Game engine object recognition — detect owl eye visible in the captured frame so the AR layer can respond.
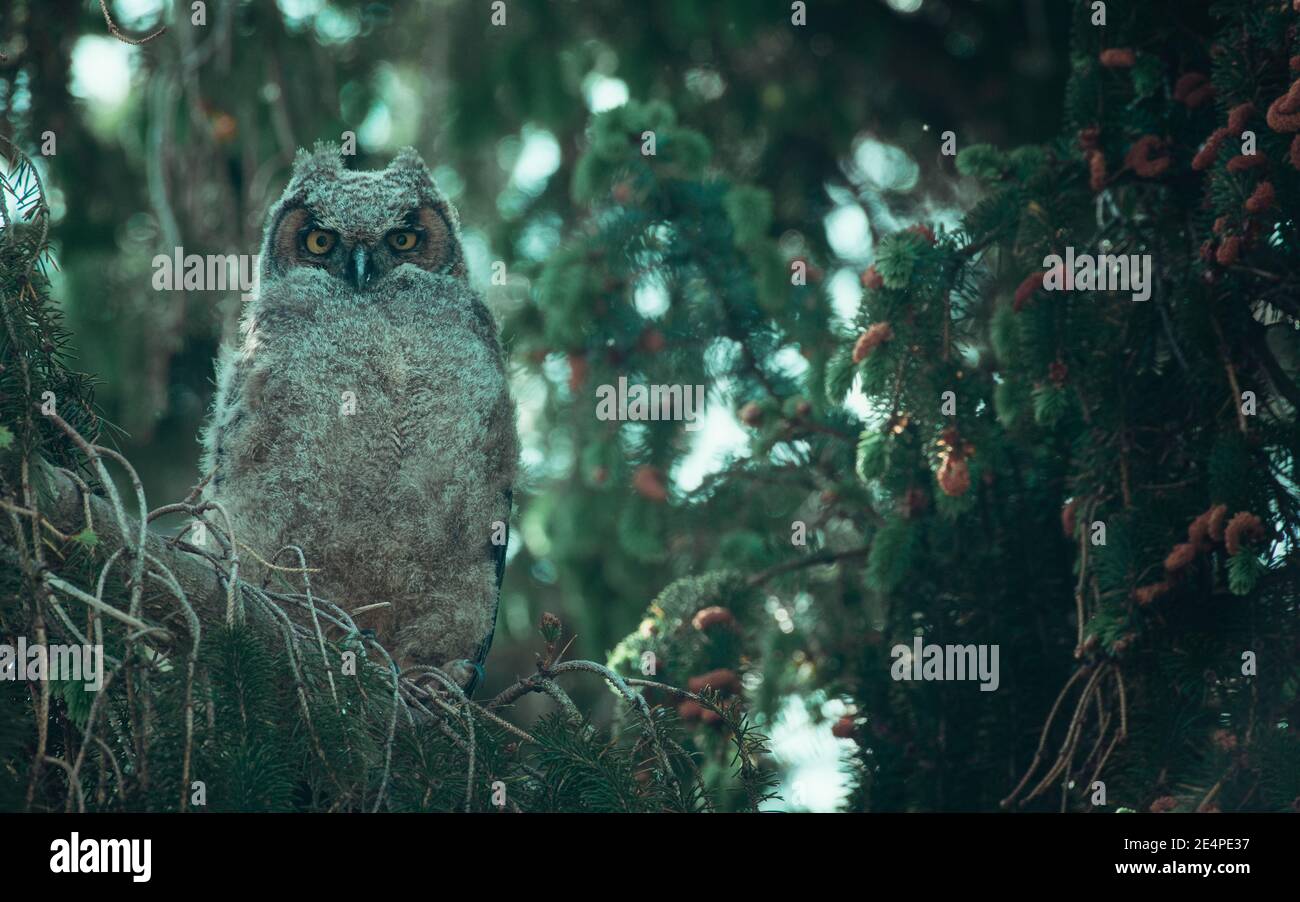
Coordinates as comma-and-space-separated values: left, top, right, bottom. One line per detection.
304, 229, 336, 255
387, 230, 421, 252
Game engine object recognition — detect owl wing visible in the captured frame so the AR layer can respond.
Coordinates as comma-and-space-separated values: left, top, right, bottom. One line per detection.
465, 487, 511, 696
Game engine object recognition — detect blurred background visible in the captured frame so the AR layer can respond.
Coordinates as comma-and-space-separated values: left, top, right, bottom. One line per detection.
0, 0, 1073, 809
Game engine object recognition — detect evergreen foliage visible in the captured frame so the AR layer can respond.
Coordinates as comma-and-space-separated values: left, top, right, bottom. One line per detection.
2, 0, 1297, 813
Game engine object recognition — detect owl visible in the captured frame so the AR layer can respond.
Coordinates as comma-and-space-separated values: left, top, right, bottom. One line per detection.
200, 143, 518, 695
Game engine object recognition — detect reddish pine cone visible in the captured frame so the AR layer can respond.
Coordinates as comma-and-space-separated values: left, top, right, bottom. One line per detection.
739, 401, 764, 427
860, 265, 884, 291
1099, 48, 1136, 68
1149, 796, 1179, 814
852, 322, 894, 363
1125, 135, 1171, 177
1192, 127, 1231, 171
692, 606, 737, 631
1227, 102, 1256, 133
1265, 79, 1300, 132
937, 453, 970, 498
1013, 271, 1045, 312
1188, 510, 1215, 551
1173, 72, 1214, 109
1224, 511, 1265, 556
1077, 125, 1101, 151
831, 716, 857, 739
540, 612, 563, 643
1211, 729, 1238, 753
907, 223, 936, 244
1061, 499, 1078, 538
1087, 149, 1107, 191
1205, 504, 1229, 542
1133, 582, 1171, 606
688, 668, 742, 695
1226, 152, 1266, 172
633, 465, 668, 503
1164, 542, 1198, 573
1245, 181, 1276, 214
1215, 235, 1242, 266
676, 700, 721, 723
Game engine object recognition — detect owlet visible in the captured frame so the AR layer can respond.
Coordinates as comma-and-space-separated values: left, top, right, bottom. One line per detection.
200, 143, 518, 694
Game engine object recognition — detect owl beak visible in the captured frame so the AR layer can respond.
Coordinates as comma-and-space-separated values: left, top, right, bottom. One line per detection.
349, 245, 372, 291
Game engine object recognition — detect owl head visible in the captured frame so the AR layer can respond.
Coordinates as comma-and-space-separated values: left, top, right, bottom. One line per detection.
258, 142, 466, 290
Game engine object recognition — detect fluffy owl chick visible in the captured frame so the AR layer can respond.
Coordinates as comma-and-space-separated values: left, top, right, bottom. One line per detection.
200, 144, 518, 695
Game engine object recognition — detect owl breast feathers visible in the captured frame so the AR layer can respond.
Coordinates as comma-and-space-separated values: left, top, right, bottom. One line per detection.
200, 144, 518, 694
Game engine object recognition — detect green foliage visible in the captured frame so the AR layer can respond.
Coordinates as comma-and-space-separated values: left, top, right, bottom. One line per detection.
4, 0, 1297, 816
1226, 550, 1264, 597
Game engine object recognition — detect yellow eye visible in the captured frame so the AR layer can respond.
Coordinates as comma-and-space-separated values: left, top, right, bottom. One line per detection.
304, 229, 336, 255
387, 230, 420, 251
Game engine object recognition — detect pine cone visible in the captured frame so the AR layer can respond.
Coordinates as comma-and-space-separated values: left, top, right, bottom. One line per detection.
1099, 48, 1136, 68
937, 453, 971, 498
1245, 180, 1275, 214
1133, 582, 1171, 606
1192, 127, 1230, 171
860, 265, 884, 291
633, 465, 668, 503
1226, 152, 1267, 172
852, 322, 894, 363
1013, 271, 1045, 312
1125, 135, 1171, 177
907, 223, 936, 244
1215, 235, 1242, 266
1061, 499, 1078, 538
1173, 72, 1214, 109
1224, 511, 1265, 555
1265, 79, 1300, 132
1164, 542, 1198, 573
1087, 149, 1107, 191
1227, 102, 1256, 133
688, 668, 742, 695
1206, 504, 1229, 542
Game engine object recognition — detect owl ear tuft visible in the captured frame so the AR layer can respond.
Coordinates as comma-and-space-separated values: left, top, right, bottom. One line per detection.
388, 147, 443, 193
291, 141, 345, 183
389, 147, 428, 173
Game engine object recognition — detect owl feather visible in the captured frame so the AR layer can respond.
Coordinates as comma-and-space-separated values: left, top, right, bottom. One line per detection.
201, 146, 518, 695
